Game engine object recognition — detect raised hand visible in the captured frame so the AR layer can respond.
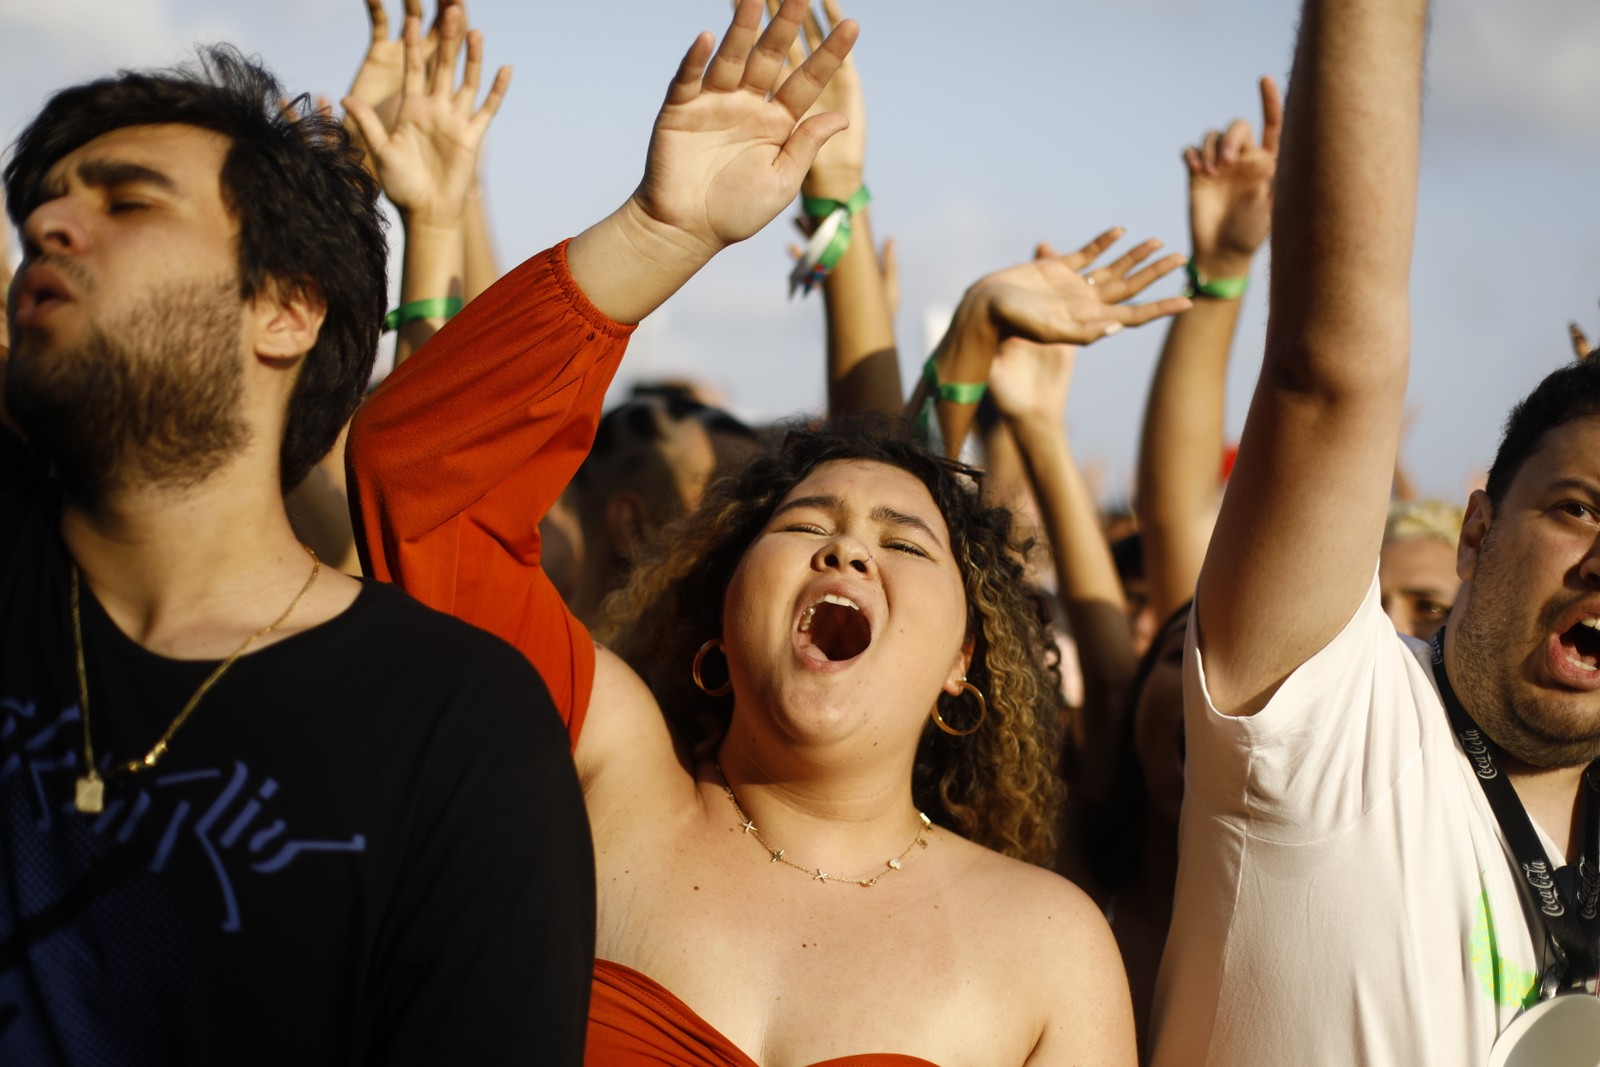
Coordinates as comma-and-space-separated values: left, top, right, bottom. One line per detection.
920, 232, 1188, 456
1573, 304, 1596, 361
629, 0, 858, 261
347, 0, 453, 133
767, 0, 865, 200
343, 6, 510, 228
968, 230, 1190, 348
1185, 76, 1281, 280
988, 336, 1076, 427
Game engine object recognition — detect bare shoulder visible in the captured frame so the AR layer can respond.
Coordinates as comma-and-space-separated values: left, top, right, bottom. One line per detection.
959, 842, 1115, 950
952, 843, 1137, 1066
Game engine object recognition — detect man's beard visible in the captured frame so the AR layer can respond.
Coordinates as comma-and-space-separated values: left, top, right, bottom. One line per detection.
1450, 529, 1600, 770
6, 270, 251, 503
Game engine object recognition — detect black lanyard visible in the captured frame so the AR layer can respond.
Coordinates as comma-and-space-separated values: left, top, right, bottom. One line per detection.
1431, 630, 1600, 997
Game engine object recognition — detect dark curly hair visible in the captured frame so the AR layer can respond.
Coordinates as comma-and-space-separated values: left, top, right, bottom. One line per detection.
4, 45, 387, 491
596, 414, 1066, 865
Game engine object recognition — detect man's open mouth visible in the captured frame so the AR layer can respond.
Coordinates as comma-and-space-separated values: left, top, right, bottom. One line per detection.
1558, 618, 1600, 674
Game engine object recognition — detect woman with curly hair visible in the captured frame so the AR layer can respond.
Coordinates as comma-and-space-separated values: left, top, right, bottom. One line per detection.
598, 417, 1067, 868
566, 410, 1133, 1066
348, 3, 1171, 1063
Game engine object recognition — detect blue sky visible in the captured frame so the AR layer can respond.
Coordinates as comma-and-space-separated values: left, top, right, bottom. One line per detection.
3, 0, 1597, 505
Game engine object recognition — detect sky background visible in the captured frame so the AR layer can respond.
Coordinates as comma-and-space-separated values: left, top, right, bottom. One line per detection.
2, 0, 1597, 507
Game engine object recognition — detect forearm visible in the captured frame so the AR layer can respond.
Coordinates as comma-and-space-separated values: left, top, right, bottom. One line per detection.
1136, 293, 1245, 619
1008, 413, 1134, 709
916, 294, 997, 458
395, 217, 467, 366
461, 182, 500, 302
820, 207, 901, 416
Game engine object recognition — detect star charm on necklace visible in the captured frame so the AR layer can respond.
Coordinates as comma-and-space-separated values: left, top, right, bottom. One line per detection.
741, 818, 757, 833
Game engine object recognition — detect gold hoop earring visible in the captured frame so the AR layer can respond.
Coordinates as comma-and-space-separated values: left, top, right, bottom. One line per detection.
930, 679, 986, 737
692, 638, 733, 697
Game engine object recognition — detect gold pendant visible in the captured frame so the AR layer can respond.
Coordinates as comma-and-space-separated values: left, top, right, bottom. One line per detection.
74, 775, 104, 815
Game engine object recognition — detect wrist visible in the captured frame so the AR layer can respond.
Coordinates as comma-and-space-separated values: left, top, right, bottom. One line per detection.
1184, 256, 1252, 300
1005, 408, 1067, 440
618, 194, 720, 275
399, 210, 466, 236
947, 291, 1000, 363
1187, 248, 1254, 283
802, 170, 865, 202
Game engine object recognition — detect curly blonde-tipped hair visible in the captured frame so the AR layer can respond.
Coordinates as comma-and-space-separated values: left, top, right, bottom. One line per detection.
595, 415, 1065, 866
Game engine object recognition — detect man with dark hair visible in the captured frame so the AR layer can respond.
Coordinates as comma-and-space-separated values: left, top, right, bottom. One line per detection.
1153, 0, 1600, 1062
0, 43, 592, 1065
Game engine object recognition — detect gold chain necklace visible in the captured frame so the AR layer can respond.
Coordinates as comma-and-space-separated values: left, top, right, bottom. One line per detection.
70, 546, 321, 815
715, 764, 932, 888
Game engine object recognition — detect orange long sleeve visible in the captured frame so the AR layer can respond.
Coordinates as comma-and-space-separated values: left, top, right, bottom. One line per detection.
347, 239, 636, 746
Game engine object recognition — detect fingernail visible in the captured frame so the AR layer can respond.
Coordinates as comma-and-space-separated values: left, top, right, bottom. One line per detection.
1104, 323, 1123, 336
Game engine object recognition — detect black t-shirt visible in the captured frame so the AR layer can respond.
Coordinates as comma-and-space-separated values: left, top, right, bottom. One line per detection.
0, 429, 595, 1065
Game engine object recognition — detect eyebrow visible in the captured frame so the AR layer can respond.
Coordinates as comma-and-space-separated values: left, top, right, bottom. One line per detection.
771, 495, 948, 550
1543, 477, 1600, 500
51, 160, 180, 198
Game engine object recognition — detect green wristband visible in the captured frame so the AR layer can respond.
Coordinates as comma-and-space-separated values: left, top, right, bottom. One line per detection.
922, 354, 988, 405
802, 185, 871, 220
792, 187, 871, 296
1184, 260, 1249, 301
383, 297, 464, 332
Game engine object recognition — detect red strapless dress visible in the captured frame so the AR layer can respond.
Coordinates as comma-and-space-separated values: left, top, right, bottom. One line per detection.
588, 960, 943, 1067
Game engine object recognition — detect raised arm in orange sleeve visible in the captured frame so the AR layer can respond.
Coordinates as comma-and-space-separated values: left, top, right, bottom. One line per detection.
347, 239, 635, 744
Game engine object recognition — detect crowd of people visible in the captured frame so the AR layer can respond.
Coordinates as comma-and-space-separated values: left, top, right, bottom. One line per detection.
3, 0, 1599, 1064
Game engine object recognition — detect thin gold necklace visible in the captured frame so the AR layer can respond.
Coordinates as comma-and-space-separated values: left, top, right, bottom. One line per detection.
70, 546, 321, 815
715, 764, 932, 888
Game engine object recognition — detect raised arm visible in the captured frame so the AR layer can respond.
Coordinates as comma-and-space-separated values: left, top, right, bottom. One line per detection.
345, 5, 509, 364
1194, 0, 1428, 715
347, 0, 855, 735
1136, 78, 1280, 623
916, 233, 1189, 458
566, 0, 857, 325
770, 0, 901, 416
987, 311, 1141, 797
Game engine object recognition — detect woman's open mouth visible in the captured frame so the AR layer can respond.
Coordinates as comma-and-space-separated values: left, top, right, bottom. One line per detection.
797, 594, 872, 662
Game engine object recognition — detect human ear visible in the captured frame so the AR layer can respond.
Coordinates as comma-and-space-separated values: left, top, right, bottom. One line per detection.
942, 636, 976, 696
1457, 490, 1492, 583
250, 280, 326, 364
